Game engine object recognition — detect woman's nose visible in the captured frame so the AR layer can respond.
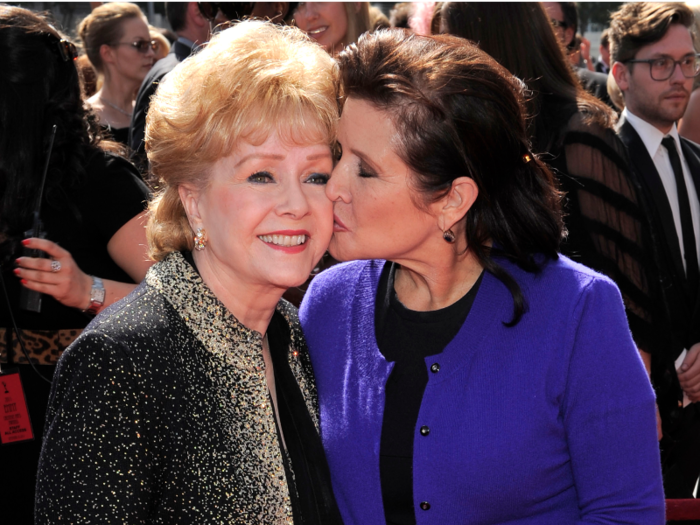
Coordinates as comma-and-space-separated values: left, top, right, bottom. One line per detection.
278, 180, 311, 218
326, 164, 350, 203
307, 6, 319, 19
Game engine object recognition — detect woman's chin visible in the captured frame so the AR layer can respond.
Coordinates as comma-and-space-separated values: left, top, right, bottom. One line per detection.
328, 239, 363, 263
268, 270, 318, 292
327, 239, 346, 262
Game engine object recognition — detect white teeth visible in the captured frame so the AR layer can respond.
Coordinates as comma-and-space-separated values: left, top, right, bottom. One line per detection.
259, 235, 307, 247
308, 26, 328, 34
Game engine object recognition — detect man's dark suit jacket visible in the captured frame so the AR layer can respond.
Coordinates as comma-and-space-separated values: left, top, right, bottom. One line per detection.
617, 115, 700, 497
594, 60, 609, 75
575, 66, 614, 109
128, 39, 193, 174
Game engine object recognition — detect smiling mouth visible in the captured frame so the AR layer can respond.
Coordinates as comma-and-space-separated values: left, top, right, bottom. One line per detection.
307, 26, 328, 35
258, 234, 307, 246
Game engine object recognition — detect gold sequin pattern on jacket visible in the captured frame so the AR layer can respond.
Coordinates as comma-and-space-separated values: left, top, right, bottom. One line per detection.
35, 251, 319, 524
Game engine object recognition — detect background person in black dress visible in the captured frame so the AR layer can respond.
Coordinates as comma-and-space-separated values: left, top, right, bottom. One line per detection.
0, 6, 152, 523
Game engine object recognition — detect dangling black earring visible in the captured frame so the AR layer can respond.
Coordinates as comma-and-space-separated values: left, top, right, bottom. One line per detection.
442, 229, 456, 244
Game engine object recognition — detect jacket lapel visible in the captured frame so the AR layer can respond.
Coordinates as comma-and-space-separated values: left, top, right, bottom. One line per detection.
276, 300, 320, 430
617, 117, 686, 281
680, 138, 700, 323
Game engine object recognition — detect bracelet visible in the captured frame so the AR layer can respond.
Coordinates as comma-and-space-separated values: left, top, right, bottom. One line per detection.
82, 275, 105, 315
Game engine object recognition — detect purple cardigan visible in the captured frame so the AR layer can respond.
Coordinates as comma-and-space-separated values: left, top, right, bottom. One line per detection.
299, 256, 665, 524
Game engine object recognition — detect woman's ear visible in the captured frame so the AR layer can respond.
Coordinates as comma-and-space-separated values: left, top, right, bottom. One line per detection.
436, 176, 478, 231
178, 184, 203, 230
99, 43, 115, 66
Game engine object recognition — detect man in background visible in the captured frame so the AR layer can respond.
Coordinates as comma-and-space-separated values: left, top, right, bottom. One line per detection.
129, 2, 210, 175
612, 1, 700, 503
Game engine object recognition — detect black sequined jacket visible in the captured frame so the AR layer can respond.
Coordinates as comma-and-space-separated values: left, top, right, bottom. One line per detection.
35, 251, 319, 524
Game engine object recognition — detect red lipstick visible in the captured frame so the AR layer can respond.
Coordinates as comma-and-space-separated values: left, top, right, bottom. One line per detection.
258, 230, 310, 254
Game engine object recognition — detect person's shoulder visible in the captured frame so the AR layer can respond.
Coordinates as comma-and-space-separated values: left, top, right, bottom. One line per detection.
576, 66, 608, 84
681, 135, 700, 156
535, 255, 620, 300
85, 149, 149, 193
85, 148, 136, 175
307, 259, 383, 294
143, 53, 180, 87
558, 104, 628, 164
82, 279, 181, 354
301, 259, 384, 317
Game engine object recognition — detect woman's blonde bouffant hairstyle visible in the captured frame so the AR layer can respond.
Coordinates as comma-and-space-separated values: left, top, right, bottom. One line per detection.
145, 20, 339, 261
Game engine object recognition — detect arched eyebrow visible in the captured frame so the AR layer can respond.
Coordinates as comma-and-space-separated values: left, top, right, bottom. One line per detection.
234, 153, 285, 168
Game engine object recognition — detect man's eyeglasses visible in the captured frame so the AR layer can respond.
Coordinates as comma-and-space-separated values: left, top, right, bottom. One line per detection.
624, 54, 700, 81
110, 40, 157, 54
197, 2, 255, 22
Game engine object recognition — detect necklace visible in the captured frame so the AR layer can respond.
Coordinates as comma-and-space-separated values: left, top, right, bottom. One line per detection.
99, 96, 133, 118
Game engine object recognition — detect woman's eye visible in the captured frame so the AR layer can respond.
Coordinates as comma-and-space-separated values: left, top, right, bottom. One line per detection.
306, 172, 330, 185
248, 171, 274, 183
333, 143, 343, 162
358, 161, 376, 178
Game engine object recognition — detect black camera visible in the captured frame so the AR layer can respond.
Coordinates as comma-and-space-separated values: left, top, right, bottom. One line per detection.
19, 222, 48, 313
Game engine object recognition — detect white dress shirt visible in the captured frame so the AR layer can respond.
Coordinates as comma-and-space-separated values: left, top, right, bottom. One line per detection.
623, 108, 700, 274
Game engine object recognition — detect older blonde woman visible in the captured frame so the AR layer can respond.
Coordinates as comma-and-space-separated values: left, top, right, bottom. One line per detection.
36, 21, 342, 524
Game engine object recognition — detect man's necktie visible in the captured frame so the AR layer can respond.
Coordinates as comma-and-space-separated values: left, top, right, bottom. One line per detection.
662, 136, 699, 299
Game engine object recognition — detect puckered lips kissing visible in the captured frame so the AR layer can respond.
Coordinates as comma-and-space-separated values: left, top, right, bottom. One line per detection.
258, 230, 311, 254
333, 215, 349, 233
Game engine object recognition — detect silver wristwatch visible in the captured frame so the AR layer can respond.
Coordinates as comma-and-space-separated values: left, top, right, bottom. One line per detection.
83, 275, 105, 315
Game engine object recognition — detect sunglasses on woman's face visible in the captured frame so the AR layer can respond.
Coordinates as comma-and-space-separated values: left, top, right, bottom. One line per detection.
197, 0, 255, 21
111, 39, 157, 54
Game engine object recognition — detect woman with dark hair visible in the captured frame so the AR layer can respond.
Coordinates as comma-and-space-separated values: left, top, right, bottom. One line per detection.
0, 6, 151, 521
299, 29, 665, 524
439, 3, 665, 395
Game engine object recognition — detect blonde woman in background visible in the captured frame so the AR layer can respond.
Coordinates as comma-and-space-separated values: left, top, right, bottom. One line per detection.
35, 20, 342, 524
293, 2, 370, 55
78, 2, 155, 145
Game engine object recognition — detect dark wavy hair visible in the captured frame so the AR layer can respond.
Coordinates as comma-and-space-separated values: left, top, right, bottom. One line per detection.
0, 6, 105, 260
609, 2, 694, 64
439, 2, 615, 153
337, 29, 565, 325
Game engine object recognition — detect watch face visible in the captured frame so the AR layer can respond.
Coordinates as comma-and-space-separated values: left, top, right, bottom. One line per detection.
92, 288, 106, 305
